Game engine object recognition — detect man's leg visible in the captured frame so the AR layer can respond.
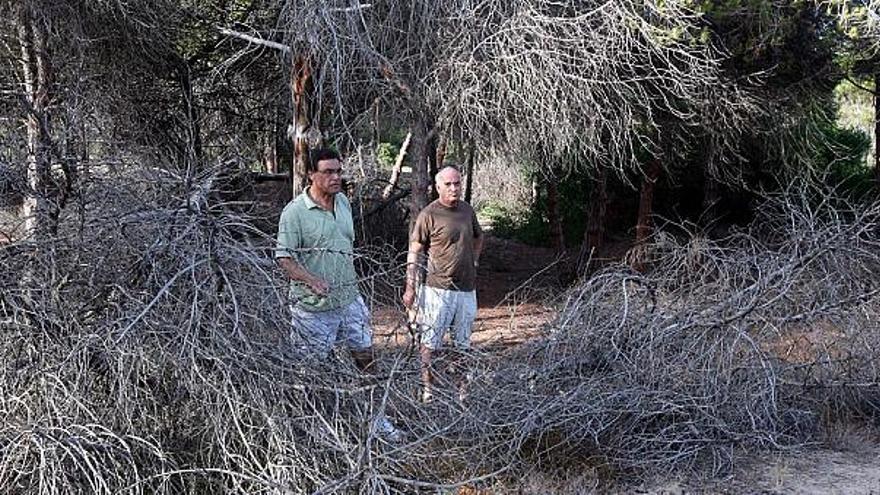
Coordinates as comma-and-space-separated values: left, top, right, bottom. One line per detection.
449, 290, 478, 401
418, 286, 454, 402
340, 296, 402, 441
449, 290, 477, 348
290, 304, 337, 359
340, 296, 375, 372
419, 344, 434, 402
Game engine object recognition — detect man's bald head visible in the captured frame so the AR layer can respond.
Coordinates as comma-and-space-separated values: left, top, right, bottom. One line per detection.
435, 165, 462, 207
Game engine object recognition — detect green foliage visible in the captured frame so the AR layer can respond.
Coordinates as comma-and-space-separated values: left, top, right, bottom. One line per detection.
835, 79, 875, 131
697, 0, 836, 85
480, 173, 592, 248
481, 200, 549, 247
374, 128, 411, 169
376, 142, 399, 170
817, 122, 873, 198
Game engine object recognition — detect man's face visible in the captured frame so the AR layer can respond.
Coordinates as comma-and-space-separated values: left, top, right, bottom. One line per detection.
310, 158, 343, 195
436, 168, 462, 206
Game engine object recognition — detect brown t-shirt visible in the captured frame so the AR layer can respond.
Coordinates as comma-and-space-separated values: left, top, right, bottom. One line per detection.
412, 199, 483, 291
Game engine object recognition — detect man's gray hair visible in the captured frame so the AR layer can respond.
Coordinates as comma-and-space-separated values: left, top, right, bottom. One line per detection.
434, 164, 461, 184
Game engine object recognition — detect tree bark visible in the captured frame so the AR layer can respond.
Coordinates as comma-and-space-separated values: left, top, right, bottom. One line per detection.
179, 65, 202, 170
263, 104, 278, 174
702, 169, 721, 228
464, 140, 475, 204
382, 131, 411, 199
409, 120, 432, 230
263, 134, 278, 174
427, 132, 439, 201
17, 1, 54, 240
635, 159, 662, 246
546, 178, 565, 253
372, 97, 380, 149
435, 135, 447, 170
290, 54, 314, 195
584, 167, 608, 254
874, 71, 880, 185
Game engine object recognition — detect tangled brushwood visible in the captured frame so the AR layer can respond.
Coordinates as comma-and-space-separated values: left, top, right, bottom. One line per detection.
2, 170, 880, 493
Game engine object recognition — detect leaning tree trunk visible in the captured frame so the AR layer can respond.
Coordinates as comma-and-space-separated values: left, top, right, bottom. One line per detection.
546, 178, 565, 253
635, 159, 662, 246
290, 54, 314, 195
382, 131, 412, 199
17, 1, 54, 241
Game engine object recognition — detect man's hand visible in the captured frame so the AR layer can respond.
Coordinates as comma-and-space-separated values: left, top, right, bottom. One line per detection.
402, 286, 416, 308
308, 276, 330, 296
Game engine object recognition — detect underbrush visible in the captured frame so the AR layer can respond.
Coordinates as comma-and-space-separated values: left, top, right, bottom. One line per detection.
2, 168, 880, 493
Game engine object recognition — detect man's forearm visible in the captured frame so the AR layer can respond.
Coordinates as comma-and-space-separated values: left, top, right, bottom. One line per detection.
473, 235, 484, 264
278, 257, 317, 284
406, 242, 424, 289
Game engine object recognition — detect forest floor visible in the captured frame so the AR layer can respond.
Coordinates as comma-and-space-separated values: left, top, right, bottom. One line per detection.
373, 234, 880, 494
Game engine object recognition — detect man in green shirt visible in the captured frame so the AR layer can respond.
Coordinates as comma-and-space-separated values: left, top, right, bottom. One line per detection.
276, 148, 372, 364
276, 148, 400, 440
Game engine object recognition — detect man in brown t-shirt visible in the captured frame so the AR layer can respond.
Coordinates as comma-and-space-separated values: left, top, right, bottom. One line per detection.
403, 166, 483, 402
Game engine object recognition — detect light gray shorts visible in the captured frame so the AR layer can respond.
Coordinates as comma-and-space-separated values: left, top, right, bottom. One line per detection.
417, 286, 477, 351
290, 296, 373, 358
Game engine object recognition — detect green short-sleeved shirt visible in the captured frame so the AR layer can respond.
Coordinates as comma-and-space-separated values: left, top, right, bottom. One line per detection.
275, 190, 358, 312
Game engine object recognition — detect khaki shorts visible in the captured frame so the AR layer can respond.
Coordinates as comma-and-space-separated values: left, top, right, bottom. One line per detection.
417, 286, 477, 350
290, 296, 372, 358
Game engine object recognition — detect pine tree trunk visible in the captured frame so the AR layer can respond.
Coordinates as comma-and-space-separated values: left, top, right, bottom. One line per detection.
583, 167, 608, 254
435, 135, 447, 170
427, 132, 439, 201
179, 65, 202, 170
17, 1, 54, 240
702, 169, 721, 228
409, 120, 432, 230
546, 178, 565, 253
874, 71, 880, 185
635, 159, 662, 246
290, 54, 314, 195
464, 140, 475, 204
263, 105, 278, 174
372, 97, 380, 150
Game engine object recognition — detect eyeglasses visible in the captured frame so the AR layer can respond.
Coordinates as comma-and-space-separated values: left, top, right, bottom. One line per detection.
315, 168, 343, 176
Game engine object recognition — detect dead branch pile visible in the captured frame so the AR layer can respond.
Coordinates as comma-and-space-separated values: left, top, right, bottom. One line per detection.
455, 186, 880, 477
2, 170, 880, 492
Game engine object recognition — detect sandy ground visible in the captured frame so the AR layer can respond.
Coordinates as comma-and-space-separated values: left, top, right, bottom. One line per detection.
630, 446, 880, 494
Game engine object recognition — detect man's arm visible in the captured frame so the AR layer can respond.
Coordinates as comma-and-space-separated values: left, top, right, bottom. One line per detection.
277, 257, 329, 296
402, 240, 425, 308
473, 234, 484, 267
